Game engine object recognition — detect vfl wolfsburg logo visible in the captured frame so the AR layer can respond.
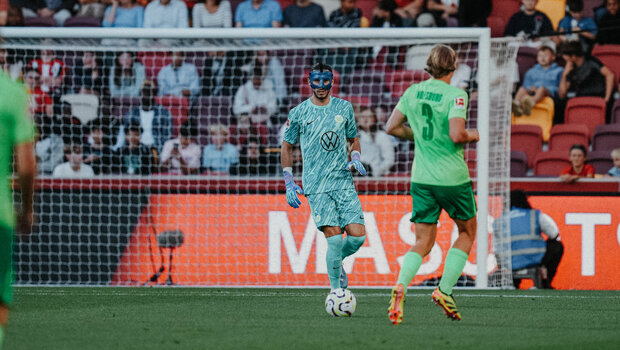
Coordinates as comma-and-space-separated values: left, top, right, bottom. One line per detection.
320, 131, 340, 151
315, 214, 321, 222
335, 115, 344, 123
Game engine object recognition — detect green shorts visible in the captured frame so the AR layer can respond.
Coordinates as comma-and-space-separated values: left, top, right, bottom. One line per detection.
306, 189, 365, 232
410, 182, 477, 224
0, 225, 14, 306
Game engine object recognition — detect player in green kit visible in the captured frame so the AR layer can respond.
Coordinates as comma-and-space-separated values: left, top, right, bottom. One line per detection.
385, 44, 479, 324
0, 71, 37, 348
281, 62, 367, 292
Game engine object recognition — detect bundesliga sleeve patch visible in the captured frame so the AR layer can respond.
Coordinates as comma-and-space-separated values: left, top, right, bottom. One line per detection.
454, 97, 465, 109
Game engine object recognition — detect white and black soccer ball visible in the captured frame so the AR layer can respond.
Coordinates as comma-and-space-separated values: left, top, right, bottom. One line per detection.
325, 288, 356, 317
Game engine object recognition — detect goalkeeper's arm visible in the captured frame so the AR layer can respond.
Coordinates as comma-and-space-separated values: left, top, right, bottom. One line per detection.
385, 109, 414, 141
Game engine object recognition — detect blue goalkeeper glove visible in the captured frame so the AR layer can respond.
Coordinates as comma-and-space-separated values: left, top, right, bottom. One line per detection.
347, 151, 367, 176
283, 169, 304, 208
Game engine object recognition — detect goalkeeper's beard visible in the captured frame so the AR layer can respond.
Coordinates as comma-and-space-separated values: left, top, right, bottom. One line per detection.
313, 88, 330, 101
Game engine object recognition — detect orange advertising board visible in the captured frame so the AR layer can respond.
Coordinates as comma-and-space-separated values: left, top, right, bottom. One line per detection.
112, 194, 620, 289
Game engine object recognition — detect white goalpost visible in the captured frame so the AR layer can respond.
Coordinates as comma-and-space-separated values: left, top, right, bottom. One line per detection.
0, 27, 517, 289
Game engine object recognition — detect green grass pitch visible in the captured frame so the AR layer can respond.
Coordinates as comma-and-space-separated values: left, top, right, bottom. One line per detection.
5, 287, 620, 349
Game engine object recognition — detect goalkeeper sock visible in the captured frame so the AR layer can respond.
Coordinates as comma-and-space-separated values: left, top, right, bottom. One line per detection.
0, 325, 4, 349
396, 252, 423, 295
438, 248, 469, 295
326, 235, 344, 290
341, 235, 365, 259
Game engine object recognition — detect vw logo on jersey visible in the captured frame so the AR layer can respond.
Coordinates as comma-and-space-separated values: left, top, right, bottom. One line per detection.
335, 115, 344, 123
320, 131, 340, 151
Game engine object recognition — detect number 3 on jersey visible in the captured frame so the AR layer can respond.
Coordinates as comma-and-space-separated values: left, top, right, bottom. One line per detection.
421, 103, 434, 140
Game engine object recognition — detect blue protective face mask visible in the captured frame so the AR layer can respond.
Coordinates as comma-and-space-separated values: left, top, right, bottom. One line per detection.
309, 71, 333, 90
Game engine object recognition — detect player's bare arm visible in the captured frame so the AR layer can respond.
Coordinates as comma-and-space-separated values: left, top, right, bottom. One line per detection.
280, 140, 294, 169
385, 109, 414, 141
15, 142, 36, 236
449, 118, 479, 144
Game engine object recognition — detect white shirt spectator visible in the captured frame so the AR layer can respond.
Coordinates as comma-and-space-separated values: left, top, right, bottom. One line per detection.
144, 0, 189, 28
156, 62, 201, 98
193, 0, 232, 27
160, 138, 202, 174
233, 79, 278, 124
358, 129, 395, 176
53, 162, 95, 178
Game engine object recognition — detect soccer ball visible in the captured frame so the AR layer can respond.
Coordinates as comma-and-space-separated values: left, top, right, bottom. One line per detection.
325, 288, 356, 317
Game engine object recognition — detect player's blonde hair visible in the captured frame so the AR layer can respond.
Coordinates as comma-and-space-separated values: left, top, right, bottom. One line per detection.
425, 44, 456, 79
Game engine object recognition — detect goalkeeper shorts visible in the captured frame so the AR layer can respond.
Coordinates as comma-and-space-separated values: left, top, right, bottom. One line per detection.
0, 225, 14, 306
410, 181, 477, 224
306, 189, 364, 232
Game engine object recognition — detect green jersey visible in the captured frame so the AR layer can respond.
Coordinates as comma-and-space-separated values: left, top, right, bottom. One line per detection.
283, 97, 357, 195
396, 79, 470, 186
0, 73, 35, 227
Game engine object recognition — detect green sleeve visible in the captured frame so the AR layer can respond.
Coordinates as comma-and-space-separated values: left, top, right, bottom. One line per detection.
345, 102, 357, 139
448, 89, 468, 120
8, 84, 35, 144
283, 108, 300, 145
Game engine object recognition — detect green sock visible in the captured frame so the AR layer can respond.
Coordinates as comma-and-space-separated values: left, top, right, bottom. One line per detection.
341, 235, 365, 259
326, 235, 344, 289
0, 325, 4, 350
438, 248, 469, 295
397, 252, 423, 295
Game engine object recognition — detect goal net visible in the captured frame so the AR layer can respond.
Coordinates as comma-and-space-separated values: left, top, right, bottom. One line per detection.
2, 28, 518, 288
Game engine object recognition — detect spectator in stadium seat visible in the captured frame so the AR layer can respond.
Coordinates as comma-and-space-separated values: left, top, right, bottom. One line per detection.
393, 0, 424, 26
114, 81, 172, 152
202, 123, 239, 174
283, 0, 326, 27
53, 143, 96, 178
83, 119, 114, 174
192, 0, 232, 27
23, 68, 54, 118
229, 137, 274, 175
27, 47, 65, 96
229, 113, 269, 147
597, 0, 620, 45
109, 51, 146, 98
558, 0, 598, 55
328, 0, 364, 27
252, 50, 286, 105
76, 0, 107, 19
356, 107, 394, 177
493, 190, 564, 289
450, 49, 473, 90
202, 50, 244, 96
160, 119, 201, 175
156, 51, 201, 100
143, 0, 188, 28
5, 5, 24, 26
560, 144, 595, 183
19, 0, 75, 26
72, 51, 105, 96
457, 0, 491, 27
512, 45, 563, 116
234, 0, 282, 28
102, 0, 145, 27
606, 147, 620, 177
233, 65, 277, 139
35, 122, 65, 175
372, 0, 404, 27
557, 40, 614, 122
0, 0, 8, 26
114, 121, 158, 175
0, 48, 23, 82
504, 0, 558, 46
425, 0, 459, 27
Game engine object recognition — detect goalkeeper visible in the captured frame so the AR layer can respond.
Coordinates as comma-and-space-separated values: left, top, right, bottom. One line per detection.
281, 62, 366, 291
385, 44, 479, 325
0, 70, 36, 348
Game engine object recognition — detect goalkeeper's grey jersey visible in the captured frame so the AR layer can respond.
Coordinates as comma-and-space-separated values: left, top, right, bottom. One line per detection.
283, 97, 357, 195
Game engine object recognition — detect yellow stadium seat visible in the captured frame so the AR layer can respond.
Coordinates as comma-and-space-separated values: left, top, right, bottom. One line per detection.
536, 0, 566, 30
512, 96, 555, 141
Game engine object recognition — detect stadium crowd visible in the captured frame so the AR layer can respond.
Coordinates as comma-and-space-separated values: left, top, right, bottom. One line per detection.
0, 0, 619, 178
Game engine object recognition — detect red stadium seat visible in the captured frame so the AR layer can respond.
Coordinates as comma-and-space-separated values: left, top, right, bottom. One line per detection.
533, 151, 571, 176
548, 124, 589, 152
156, 95, 189, 137
511, 150, 529, 177
511, 124, 543, 168
564, 97, 606, 139
138, 51, 171, 81
612, 98, 620, 124
64, 16, 101, 27
592, 124, 620, 152
490, 0, 521, 32
386, 69, 430, 98
587, 150, 614, 174
24, 16, 56, 27
516, 46, 538, 84
487, 16, 506, 38
592, 45, 620, 86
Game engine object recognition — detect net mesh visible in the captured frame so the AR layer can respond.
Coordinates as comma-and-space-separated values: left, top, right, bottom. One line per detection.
2, 32, 517, 288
